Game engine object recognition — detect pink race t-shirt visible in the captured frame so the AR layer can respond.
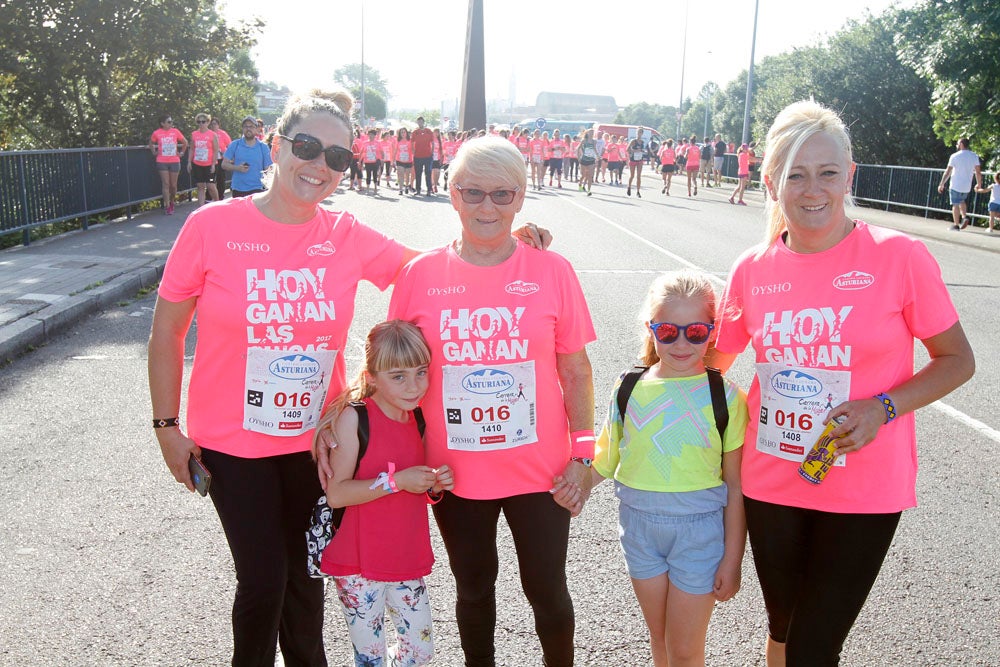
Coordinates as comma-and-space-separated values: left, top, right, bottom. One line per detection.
158, 197, 405, 458
388, 242, 597, 499
151, 128, 185, 163
659, 146, 675, 165
685, 145, 701, 168
737, 151, 750, 176
715, 221, 959, 513
190, 129, 216, 166
214, 129, 232, 160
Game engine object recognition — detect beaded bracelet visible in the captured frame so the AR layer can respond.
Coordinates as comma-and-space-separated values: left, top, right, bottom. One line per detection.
874, 393, 897, 424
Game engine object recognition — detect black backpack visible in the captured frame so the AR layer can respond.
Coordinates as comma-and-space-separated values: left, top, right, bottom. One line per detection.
306, 401, 426, 578
615, 367, 729, 443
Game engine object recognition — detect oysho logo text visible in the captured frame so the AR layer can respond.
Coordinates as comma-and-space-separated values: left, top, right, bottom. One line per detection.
228, 241, 271, 253
752, 282, 792, 296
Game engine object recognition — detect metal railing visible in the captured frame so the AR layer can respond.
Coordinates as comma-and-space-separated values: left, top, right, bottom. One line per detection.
1, 147, 993, 246
0, 146, 194, 245
715, 154, 991, 222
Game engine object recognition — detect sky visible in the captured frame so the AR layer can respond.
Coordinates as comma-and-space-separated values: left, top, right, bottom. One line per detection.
220, 0, 917, 115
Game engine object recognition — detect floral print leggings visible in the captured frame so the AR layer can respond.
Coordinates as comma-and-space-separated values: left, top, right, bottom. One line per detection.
333, 574, 434, 667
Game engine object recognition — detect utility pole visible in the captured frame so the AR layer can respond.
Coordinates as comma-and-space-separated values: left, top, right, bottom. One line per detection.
459, 0, 487, 131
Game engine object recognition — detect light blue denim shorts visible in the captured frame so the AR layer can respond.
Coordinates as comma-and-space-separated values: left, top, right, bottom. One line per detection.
618, 501, 724, 594
949, 188, 969, 206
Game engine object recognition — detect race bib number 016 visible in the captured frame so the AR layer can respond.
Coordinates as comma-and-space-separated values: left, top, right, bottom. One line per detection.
442, 361, 537, 452
244, 348, 336, 437
755, 363, 851, 466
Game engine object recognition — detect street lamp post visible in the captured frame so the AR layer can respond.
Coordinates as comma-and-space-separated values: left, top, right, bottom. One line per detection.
676, 0, 689, 138
741, 0, 760, 145
360, 1, 366, 126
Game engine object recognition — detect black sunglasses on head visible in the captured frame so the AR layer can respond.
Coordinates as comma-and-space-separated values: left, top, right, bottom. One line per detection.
277, 133, 352, 172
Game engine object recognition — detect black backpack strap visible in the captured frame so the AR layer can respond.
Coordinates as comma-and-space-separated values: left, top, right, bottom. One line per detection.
414, 406, 426, 437
616, 366, 649, 424
348, 400, 369, 478
705, 367, 729, 444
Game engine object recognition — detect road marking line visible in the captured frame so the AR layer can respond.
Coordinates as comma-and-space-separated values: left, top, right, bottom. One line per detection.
567, 197, 998, 440
562, 197, 726, 286
930, 401, 1000, 443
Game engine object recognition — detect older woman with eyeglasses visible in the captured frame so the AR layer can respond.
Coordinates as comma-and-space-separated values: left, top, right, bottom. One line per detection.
385, 136, 596, 667
149, 90, 549, 667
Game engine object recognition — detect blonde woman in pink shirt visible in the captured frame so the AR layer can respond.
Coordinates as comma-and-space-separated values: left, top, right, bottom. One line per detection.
710, 100, 974, 667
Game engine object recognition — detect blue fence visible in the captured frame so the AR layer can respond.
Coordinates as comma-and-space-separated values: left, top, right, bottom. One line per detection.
0, 146, 194, 245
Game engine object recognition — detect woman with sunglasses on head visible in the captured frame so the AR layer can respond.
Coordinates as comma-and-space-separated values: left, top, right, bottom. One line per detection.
188, 113, 220, 207
380, 136, 596, 667
149, 114, 188, 215
149, 90, 550, 667
709, 100, 975, 667
591, 269, 749, 667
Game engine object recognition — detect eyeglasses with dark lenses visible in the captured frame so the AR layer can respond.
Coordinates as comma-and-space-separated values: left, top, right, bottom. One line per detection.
455, 185, 520, 205
648, 321, 715, 345
197, 119, 208, 124
277, 133, 353, 172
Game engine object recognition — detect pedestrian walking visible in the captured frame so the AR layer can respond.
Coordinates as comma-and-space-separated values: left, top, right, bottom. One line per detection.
221, 115, 273, 197
188, 113, 220, 207
937, 137, 983, 230
148, 114, 188, 215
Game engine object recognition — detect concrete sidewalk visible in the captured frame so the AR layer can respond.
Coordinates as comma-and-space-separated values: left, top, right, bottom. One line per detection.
0, 192, 996, 362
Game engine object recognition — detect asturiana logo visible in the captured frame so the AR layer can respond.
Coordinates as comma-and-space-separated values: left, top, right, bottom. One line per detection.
505, 280, 539, 296
269, 354, 321, 380
770, 369, 823, 399
833, 271, 874, 291
461, 369, 515, 394
306, 241, 336, 257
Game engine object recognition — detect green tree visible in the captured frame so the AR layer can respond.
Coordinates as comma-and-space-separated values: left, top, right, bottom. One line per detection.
614, 102, 681, 138
896, 0, 1000, 165
353, 88, 388, 124
334, 63, 389, 100
0, 0, 259, 149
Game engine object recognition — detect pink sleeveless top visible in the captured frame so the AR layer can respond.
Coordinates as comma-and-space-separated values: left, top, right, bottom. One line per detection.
320, 398, 434, 581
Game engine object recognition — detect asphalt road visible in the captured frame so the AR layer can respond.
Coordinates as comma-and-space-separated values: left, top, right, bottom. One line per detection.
1, 175, 997, 666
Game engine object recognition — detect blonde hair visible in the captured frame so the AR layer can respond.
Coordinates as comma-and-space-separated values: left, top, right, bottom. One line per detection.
760, 100, 854, 251
638, 270, 717, 367
312, 320, 431, 450
448, 136, 527, 191
275, 87, 354, 139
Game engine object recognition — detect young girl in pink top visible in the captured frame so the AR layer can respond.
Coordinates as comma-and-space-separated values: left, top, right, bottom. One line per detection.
316, 319, 454, 667
685, 135, 701, 197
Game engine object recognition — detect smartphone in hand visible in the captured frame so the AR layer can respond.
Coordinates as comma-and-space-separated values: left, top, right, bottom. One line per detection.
188, 455, 212, 497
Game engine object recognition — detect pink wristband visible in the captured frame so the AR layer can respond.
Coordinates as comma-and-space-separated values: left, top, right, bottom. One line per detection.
570, 429, 596, 458
387, 462, 399, 493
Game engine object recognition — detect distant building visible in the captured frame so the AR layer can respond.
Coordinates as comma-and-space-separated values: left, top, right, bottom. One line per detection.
255, 86, 290, 118
535, 92, 618, 120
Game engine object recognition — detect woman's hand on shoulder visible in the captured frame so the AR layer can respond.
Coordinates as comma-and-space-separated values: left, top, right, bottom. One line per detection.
512, 222, 552, 250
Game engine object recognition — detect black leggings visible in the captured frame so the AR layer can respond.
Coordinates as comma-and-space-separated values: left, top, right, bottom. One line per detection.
364, 161, 380, 185
433, 492, 574, 667
744, 496, 901, 667
200, 448, 327, 667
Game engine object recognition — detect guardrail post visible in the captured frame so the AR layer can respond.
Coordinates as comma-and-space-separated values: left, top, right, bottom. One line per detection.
924, 172, 933, 218
885, 167, 893, 211
80, 152, 89, 230
125, 149, 133, 220
18, 153, 31, 246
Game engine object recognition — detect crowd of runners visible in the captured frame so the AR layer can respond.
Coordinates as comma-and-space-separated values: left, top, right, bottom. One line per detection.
150, 112, 762, 213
